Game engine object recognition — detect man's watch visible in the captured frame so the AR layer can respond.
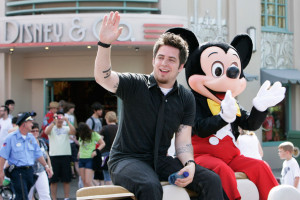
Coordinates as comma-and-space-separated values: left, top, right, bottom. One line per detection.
98, 41, 111, 48
184, 160, 196, 167
44, 164, 49, 168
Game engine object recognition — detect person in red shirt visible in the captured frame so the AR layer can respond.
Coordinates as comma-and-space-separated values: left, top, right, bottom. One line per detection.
40, 101, 59, 145
262, 113, 275, 141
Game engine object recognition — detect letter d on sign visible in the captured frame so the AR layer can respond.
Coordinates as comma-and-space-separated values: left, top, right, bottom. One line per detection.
4, 20, 19, 44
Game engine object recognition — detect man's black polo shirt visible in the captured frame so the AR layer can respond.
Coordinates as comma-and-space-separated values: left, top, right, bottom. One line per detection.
108, 73, 195, 167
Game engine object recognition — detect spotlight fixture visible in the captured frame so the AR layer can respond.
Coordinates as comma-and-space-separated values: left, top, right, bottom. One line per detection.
135, 47, 139, 52
45, 46, 49, 50
9, 48, 14, 54
87, 46, 92, 49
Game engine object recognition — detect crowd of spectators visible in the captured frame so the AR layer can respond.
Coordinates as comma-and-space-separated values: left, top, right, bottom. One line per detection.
0, 99, 118, 200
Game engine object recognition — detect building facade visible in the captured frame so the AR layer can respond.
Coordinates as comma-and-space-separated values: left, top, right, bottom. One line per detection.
0, 0, 300, 169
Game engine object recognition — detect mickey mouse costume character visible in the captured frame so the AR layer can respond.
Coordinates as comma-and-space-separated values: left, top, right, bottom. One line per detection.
167, 28, 286, 200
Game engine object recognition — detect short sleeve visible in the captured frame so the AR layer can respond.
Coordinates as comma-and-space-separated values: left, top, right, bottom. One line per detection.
181, 87, 196, 126
0, 136, 12, 160
93, 132, 101, 142
86, 118, 93, 129
292, 160, 300, 177
116, 73, 145, 101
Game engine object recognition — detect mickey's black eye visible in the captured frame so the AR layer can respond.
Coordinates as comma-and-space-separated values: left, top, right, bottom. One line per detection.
212, 62, 224, 77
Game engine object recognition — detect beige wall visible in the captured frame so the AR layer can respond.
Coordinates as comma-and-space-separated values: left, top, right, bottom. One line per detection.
0, 53, 5, 104
9, 53, 32, 116
161, 0, 188, 16
31, 79, 44, 125
22, 49, 153, 79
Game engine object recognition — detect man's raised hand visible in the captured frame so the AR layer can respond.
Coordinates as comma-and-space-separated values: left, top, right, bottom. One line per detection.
99, 11, 123, 45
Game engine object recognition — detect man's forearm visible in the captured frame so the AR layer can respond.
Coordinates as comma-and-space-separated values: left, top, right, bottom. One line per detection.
176, 143, 194, 166
94, 47, 119, 93
37, 156, 48, 167
294, 177, 299, 188
0, 157, 6, 171
175, 125, 194, 166
45, 122, 55, 135
67, 120, 76, 135
95, 47, 112, 84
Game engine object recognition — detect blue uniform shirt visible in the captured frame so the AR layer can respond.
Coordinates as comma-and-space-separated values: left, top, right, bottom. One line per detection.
0, 130, 43, 167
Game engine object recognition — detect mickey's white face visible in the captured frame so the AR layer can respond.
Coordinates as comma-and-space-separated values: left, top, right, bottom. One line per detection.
188, 46, 247, 104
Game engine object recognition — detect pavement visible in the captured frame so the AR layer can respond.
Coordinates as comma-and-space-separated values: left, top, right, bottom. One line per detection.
56, 176, 79, 200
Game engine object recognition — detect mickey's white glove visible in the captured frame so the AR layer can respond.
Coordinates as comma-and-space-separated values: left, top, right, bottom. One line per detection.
253, 80, 286, 112
220, 90, 237, 123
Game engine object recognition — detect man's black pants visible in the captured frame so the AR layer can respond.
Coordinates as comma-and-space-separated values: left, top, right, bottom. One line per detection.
10, 167, 34, 200
109, 156, 224, 200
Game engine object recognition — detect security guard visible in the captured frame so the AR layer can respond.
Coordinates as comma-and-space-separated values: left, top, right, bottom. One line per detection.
0, 112, 52, 200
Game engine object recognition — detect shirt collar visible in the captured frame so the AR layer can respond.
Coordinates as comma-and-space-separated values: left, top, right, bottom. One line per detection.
147, 73, 179, 92
16, 129, 28, 140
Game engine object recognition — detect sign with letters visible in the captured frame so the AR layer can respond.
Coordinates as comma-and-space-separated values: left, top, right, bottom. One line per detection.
1, 16, 133, 44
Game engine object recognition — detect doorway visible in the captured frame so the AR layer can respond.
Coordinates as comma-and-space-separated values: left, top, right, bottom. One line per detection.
45, 79, 117, 124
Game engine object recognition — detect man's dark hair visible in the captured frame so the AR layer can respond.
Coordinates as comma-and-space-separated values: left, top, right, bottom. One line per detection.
64, 102, 75, 113
1, 105, 9, 113
92, 102, 103, 111
5, 99, 15, 106
153, 32, 189, 66
57, 111, 65, 115
12, 116, 18, 124
32, 122, 39, 130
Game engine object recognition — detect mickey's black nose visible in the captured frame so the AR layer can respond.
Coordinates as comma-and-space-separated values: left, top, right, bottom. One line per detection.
226, 66, 240, 79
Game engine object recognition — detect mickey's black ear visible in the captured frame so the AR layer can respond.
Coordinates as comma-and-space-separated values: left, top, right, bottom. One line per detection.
165, 28, 199, 55
231, 34, 253, 69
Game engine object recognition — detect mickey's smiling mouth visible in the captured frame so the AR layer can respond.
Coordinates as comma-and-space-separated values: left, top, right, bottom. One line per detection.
206, 87, 226, 101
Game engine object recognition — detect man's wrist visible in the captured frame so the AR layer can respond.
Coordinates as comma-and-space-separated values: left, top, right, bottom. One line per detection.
44, 164, 49, 168
184, 160, 196, 167
98, 41, 111, 48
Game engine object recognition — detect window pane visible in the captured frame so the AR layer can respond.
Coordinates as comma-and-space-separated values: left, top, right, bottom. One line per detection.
278, 0, 285, 4
268, 16, 276, 26
261, 3, 265, 14
261, 16, 266, 26
267, 4, 276, 15
278, 5, 285, 16
278, 17, 286, 28
262, 98, 287, 142
268, 0, 275, 3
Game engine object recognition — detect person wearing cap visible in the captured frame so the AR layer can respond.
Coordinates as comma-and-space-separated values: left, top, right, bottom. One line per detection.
0, 112, 53, 200
41, 101, 59, 145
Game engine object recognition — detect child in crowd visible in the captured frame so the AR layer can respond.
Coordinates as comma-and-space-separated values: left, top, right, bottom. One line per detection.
278, 141, 300, 190
77, 122, 105, 187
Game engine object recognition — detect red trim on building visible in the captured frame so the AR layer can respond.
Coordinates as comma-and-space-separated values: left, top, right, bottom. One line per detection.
143, 24, 184, 27
144, 30, 165, 33
144, 35, 160, 39
143, 23, 184, 40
